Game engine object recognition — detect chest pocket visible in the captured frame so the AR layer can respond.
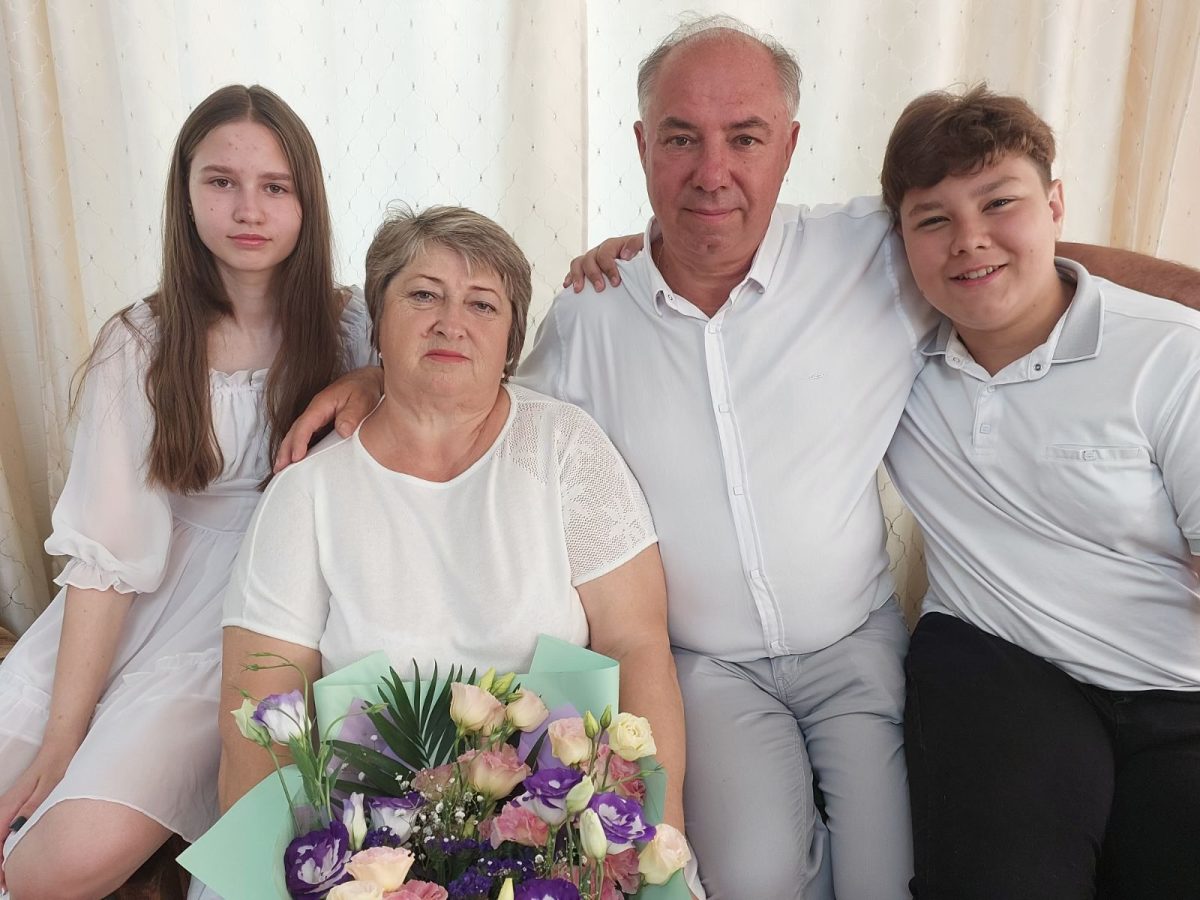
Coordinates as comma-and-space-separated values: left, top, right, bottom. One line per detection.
1037, 443, 1170, 554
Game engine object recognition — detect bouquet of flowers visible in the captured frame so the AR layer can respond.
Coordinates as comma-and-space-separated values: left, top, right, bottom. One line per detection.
182, 639, 689, 900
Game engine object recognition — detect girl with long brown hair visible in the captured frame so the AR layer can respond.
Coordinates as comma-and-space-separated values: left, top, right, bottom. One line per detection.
0, 84, 373, 897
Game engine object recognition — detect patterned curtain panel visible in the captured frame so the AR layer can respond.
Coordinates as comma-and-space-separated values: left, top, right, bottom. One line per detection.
1, 0, 1197, 634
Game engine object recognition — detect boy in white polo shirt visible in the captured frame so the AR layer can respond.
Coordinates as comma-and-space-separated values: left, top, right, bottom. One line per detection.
881, 85, 1200, 900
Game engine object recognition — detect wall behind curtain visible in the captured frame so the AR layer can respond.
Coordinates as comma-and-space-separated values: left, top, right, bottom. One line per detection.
2, 0, 1197, 634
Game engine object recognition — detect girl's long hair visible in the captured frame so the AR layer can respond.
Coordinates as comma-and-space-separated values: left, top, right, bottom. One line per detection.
130, 84, 341, 493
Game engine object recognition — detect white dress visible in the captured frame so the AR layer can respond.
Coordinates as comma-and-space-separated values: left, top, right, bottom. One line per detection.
0, 293, 373, 854
223, 384, 658, 679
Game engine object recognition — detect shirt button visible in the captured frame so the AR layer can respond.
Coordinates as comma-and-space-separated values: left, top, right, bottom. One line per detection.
1083, 450, 1098, 460
732, 485, 745, 496
979, 423, 992, 434
750, 568, 763, 581
986, 385, 996, 393
1034, 363, 1043, 371
718, 402, 730, 413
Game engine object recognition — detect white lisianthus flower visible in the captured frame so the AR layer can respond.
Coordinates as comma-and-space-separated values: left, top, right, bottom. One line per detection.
252, 690, 308, 745
342, 792, 368, 851
579, 808, 609, 861
564, 776, 595, 814
607, 712, 657, 762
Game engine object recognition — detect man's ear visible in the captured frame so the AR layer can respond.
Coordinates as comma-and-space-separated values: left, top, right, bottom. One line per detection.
1048, 179, 1065, 238
785, 120, 800, 164
634, 121, 649, 172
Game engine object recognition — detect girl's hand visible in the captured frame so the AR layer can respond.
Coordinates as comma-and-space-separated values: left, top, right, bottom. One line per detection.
0, 741, 77, 888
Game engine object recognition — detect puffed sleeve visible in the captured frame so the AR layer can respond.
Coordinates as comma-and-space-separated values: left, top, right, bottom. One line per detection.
553, 402, 658, 586
222, 462, 331, 648
44, 307, 174, 594
339, 286, 379, 371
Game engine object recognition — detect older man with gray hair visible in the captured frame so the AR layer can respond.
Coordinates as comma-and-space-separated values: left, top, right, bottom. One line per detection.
520, 17, 922, 898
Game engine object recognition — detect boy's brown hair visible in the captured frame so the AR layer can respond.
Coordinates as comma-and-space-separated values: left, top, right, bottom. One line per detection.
881, 83, 1056, 223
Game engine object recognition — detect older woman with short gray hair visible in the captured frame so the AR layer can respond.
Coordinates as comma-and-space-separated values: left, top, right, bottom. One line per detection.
217, 206, 689, 840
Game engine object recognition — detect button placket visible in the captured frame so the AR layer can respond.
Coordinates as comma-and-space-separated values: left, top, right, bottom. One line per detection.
702, 308, 784, 653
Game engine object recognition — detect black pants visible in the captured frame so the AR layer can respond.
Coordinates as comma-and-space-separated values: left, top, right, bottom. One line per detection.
905, 612, 1200, 900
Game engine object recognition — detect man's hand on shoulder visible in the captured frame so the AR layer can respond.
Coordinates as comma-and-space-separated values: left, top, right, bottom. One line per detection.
563, 233, 644, 293
1057, 242, 1200, 310
273, 365, 384, 472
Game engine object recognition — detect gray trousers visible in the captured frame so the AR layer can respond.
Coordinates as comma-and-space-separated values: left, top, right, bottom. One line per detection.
676, 600, 912, 899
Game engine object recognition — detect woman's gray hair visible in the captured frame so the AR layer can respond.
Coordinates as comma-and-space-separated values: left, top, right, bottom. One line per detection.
364, 204, 532, 380
637, 14, 802, 119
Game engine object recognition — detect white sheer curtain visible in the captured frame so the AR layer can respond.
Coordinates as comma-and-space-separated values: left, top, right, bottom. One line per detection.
2, 0, 1198, 634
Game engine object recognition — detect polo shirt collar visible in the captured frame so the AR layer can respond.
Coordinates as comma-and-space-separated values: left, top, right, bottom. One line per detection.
644, 205, 788, 316
920, 257, 1104, 372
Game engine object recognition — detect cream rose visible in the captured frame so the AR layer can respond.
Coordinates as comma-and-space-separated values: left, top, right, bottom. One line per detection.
548, 717, 592, 766
449, 682, 506, 734
607, 712, 657, 761
328, 882, 384, 900
346, 846, 416, 892
505, 689, 550, 732
637, 823, 691, 885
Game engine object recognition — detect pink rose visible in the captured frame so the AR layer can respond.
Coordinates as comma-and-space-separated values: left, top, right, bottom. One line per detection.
487, 802, 550, 849
605, 847, 642, 893
346, 846, 415, 891
412, 763, 456, 796
593, 745, 646, 802
384, 881, 448, 900
461, 744, 530, 800
450, 683, 506, 734
548, 717, 591, 766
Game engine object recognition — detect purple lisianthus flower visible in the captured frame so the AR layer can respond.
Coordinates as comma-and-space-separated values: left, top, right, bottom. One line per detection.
283, 819, 352, 898
252, 689, 307, 745
514, 878, 582, 900
369, 792, 424, 843
587, 792, 656, 853
515, 767, 583, 827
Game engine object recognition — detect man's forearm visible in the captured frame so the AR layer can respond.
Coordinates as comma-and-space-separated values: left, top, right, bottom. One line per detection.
1057, 242, 1200, 310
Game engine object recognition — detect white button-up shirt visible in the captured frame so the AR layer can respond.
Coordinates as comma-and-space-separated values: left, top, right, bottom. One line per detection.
887, 260, 1200, 691
517, 199, 934, 660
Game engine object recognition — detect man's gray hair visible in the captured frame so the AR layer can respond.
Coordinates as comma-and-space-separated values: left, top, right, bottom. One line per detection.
636, 14, 802, 120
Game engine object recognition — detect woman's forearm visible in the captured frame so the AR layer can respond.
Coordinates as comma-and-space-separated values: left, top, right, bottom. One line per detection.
615, 640, 687, 832
43, 585, 134, 751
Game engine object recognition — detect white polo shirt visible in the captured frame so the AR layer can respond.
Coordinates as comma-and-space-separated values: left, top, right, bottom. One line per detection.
887, 259, 1200, 691
517, 199, 935, 661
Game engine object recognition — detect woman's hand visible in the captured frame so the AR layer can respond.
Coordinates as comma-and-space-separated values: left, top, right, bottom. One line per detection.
0, 741, 77, 887
273, 365, 384, 472
562, 234, 645, 293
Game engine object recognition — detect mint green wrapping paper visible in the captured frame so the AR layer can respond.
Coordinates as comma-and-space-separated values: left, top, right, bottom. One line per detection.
179, 636, 687, 899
